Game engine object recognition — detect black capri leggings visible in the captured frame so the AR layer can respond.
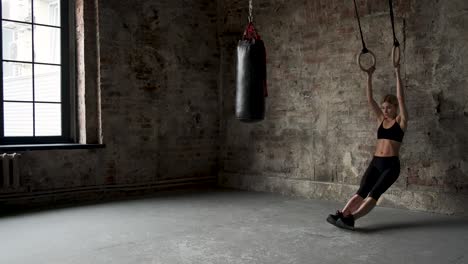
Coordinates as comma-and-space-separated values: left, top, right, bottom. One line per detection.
356, 156, 400, 200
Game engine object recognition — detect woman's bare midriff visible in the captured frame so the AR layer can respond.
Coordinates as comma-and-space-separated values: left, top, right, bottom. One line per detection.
374, 139, 401, 157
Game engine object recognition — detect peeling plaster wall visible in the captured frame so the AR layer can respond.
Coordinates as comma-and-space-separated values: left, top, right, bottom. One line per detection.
218, 0, 468, 215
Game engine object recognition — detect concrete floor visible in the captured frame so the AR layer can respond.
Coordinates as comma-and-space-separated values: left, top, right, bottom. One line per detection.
1, 189, 467, 264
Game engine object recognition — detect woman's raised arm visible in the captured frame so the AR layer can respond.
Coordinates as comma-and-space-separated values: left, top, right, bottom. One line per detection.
393, 46, 408, 127
365, 66, 384, 123
395, 65, 408, 129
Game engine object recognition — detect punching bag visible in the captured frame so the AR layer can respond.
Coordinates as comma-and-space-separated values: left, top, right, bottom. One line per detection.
236, 22, 267, 122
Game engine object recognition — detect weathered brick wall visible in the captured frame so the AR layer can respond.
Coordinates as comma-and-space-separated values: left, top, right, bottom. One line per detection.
218, 0, 468, 214
98, 0, 219, 183
2, 0, 219, 201
3, 0, 467, 215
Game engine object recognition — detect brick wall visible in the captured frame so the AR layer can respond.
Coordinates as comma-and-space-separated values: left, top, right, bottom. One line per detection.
2, 0, 467, 215
218, 0, 468, 214
1, 0, 220, 204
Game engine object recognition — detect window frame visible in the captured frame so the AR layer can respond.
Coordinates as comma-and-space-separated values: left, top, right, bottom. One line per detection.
0, 0, 73, 145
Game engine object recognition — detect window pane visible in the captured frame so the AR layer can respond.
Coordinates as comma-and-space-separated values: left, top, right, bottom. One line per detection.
4, 102, 33, 136
33, 0, 60, 26
3, 62, 33, 101
34, 25, 60, 64
1, 0, 32, 22
2, 21, 32, 62
35, 64, 60, 102
35, 103, 61, 136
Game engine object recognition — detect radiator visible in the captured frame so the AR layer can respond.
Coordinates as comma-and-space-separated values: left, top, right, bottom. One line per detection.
1, 153, 21, 189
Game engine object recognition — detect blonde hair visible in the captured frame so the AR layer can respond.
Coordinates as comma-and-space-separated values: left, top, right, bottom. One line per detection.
382, 94, 398, 107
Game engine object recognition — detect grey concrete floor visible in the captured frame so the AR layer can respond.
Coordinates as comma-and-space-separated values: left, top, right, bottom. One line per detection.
1, 189, 467, 264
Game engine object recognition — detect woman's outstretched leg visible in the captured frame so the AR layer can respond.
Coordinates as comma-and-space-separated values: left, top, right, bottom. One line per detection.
327, 157, 378, 228
327, 194, 364, 225
341, 194, 364, 216
351, 196, 377, 220
335, 196, 377, 230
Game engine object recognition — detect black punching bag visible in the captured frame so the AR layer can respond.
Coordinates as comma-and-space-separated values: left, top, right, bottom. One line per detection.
236, 22, 267, 122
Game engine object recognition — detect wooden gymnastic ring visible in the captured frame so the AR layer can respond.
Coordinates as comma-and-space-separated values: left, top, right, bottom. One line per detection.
357, 49, 376, 72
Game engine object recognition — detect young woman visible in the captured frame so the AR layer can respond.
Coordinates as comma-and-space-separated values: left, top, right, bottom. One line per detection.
327, 58, 408, 230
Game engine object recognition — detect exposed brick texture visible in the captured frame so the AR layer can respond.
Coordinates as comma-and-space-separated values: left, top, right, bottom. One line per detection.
2, 0, 467, 215
3, 0, 219, 198
218, 0, 468, 214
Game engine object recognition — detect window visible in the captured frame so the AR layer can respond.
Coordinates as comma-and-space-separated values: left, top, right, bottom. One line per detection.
0, 0, 72, 144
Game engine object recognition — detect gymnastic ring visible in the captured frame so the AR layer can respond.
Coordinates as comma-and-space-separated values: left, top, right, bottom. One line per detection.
357, 49, 376, 73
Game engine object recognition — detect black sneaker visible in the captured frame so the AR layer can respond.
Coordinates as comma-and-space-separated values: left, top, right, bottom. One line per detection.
326, 210, 343, 225
335, 215, 355, 231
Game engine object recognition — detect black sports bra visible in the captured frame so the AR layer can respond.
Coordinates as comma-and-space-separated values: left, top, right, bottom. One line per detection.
377, 120, 404, 142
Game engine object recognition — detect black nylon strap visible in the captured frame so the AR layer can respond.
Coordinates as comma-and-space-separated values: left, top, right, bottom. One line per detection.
389, 0, 400, 47
352, 0, 368, 53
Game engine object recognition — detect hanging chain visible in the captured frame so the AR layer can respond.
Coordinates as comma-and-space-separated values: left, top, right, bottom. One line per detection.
248, 0, 253, 23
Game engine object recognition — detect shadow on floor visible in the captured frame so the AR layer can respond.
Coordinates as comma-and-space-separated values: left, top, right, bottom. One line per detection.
357, 218, 468, 233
